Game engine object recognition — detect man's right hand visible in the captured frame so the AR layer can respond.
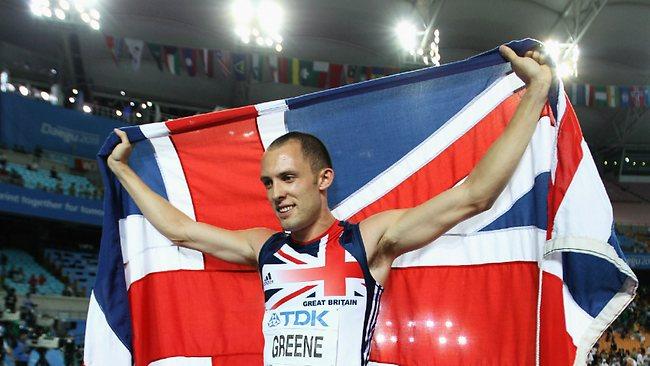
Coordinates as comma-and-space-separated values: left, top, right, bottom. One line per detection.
108, 128, 133, 171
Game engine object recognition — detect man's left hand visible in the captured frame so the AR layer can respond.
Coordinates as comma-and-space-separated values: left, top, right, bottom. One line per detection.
499, 44, 553, 91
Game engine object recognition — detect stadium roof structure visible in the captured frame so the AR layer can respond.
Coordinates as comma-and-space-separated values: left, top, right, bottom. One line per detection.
0, 0, 648, 149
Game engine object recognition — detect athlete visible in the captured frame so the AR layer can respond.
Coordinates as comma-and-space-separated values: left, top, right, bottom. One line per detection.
108, 45, 552, 365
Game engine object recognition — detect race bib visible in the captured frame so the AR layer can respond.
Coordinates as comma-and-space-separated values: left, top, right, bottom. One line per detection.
263, 306, 339, 366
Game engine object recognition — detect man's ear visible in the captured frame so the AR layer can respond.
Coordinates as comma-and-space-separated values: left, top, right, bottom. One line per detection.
318, 168, 335, 190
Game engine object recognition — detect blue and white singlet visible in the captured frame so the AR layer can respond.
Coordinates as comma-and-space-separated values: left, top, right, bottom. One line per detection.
258, 220, 383, 366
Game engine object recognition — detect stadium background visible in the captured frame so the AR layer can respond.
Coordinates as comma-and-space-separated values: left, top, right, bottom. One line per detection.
0, 0, 648, 365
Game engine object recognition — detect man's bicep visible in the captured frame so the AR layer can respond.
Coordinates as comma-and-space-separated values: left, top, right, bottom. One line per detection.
359, 209, 408, 259
183, 222, 273, 265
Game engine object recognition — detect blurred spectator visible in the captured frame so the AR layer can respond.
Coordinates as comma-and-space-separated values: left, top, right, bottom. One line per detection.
36, 275, 45, 287
60, 285, 73, 298
12, 331, 29, 366
4, 288, 17, 313
67, 184, 75, 197
0, 152, 7, 169
27, 276, 37, 295
26, 162, 38, 172
49, 168, 59, 181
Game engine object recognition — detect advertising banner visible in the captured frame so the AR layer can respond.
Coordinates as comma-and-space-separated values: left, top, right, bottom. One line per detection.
0, 93, 126, 158
0, 182, 103, 226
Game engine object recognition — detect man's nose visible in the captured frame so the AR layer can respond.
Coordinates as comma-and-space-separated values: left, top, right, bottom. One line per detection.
271, 184, 286, 201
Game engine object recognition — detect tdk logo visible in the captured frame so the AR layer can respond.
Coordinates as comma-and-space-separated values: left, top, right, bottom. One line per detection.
268, 310, 329, 327
267, 313, 281, 327
263, 273, 273, 287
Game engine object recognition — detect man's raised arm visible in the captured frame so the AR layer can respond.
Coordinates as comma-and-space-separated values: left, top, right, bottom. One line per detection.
107, 129, 273, 266
362, 45, 553, 264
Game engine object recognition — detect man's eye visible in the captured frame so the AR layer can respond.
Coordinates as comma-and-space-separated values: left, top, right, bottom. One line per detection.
283, 176, 294, 182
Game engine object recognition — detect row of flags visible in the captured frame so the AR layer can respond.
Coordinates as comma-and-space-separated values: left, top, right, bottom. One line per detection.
567, 83, 649, 108
103, 35, 402, 88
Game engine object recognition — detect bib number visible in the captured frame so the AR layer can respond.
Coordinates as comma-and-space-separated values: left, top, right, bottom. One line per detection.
263, 307, 339, 366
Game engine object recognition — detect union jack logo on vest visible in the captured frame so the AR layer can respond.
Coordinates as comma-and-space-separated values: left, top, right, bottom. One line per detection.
263, 231, 365, 310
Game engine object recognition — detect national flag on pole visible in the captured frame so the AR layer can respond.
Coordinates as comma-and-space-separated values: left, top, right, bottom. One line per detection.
202, 48, 214, 77
630, 86, 646, 108
163, 46, 181, 75
328, 63, 343, 88
593, 86, 607, 107
214, 50, 232, 78
606, 85, 619, 108
268, 55, 279, 83
147, 43, 164, 71
181, 48, 198, 77
124, 38, 144, 71
232, 53, 247, 81
620, 86, 630, 107
278, 57, 290, 83
86, 39, 636, 366
104, 35, 123, 65
291, 58, 300, 85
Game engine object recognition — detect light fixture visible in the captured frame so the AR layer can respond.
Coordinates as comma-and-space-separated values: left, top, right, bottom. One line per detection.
395, 20, 418, 52
120, 90, 126, 96
82, 104, 92, 113
141, 103, 147, 109
544, 40, 579, 78
231, 0, 284, 52
135, 112, 142, 118
68, 97, 75, 103
72, 88, 78, 95
40, 91, 50, 100
438, 336, 447, 345
19, 85, 29, 96
115, 110, 123, 117
146, 101, 152, 107
129, 101, 135, 107
458, 336, 467, 345
30, 0, 102, 31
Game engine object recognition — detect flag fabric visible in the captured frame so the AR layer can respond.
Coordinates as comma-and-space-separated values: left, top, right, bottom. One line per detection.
606, 85, 619, 108
104, 35, 123, 65
181, 48, 198, 77
85, 39, 636, 366
232, 53, 247, 81
268, 55, 279, 82
147, 43, 164, 71
163, 46, 181, 75
328, 63, 343, 88
214, 50, 232, 78
278, 57, 290, 83
124, 38, 144, 71
202, 48, 214, 77
630, 86, 646, 108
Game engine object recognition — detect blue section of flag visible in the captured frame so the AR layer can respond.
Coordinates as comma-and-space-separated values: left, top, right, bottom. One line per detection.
480, 172, 549, 232
120, 139, 168, 218
562, 252, 630, 318
286, 63, 511, 208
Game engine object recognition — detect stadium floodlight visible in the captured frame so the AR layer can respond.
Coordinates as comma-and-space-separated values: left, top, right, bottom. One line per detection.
40, 91, 50, 100
544, 40, 580, 78
395, 20, 418, 52
120, 90, 126, 96
82, 104, 92, 113
72, 88, 78, 95
232, 0, 284, 52
438, 336, 447, 345
19, 85, 29, 96
146, 101, 152, 107
115, 110, 122, 117
141, 103, 147, 109
136, 112, 142, 118
68, 97, 75, 103
458, 336, 467, 345
31, 0, 101, 31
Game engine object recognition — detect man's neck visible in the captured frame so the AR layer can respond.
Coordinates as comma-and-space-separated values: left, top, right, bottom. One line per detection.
290, 213, 337, 243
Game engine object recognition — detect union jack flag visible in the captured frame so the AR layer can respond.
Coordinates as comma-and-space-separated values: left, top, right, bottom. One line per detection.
86, 39, 637, 366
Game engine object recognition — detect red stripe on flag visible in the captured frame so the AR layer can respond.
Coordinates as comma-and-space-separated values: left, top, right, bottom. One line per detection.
539, 271, 578, 365
370, 262, 539, 365
546, 95, 583, 240
129, 270, 265, 366
166, 105, 259, 135
170, 114, 281, 271
349, 90, 526, 221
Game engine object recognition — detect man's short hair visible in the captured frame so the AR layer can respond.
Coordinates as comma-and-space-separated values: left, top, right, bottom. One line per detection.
267, 132, 332, 173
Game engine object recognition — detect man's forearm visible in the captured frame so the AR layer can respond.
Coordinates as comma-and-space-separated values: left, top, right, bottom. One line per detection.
108, 160, 193, 241
463, 81, 549, 208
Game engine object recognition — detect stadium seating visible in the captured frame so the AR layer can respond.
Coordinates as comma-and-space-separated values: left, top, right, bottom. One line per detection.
44, 249, 97, 297
0, 248, 65, 295
5, 161, 97, 197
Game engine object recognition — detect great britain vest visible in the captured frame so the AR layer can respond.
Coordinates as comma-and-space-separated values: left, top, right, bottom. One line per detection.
258, 221, 383, 366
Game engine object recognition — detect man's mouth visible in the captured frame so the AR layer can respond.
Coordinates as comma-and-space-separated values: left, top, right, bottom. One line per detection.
277, 204, 296, 215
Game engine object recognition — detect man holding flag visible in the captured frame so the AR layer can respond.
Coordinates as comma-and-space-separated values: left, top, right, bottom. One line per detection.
106, 45, 551, 365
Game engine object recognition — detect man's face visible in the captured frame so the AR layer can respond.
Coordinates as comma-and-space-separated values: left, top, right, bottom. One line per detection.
260, 141, 323, 232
